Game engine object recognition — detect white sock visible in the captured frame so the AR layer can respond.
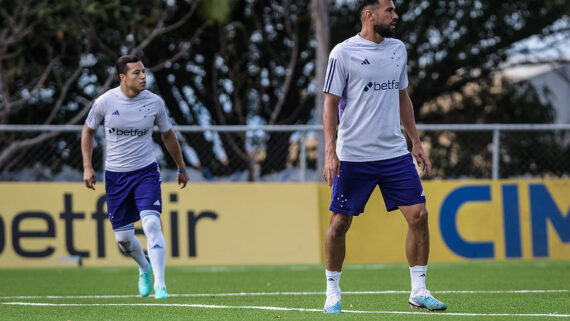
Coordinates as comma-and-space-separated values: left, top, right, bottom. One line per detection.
325, 270, 342, 296
409, 265, 427, 297
114, 226, 150, 270
142, 212, 166, 288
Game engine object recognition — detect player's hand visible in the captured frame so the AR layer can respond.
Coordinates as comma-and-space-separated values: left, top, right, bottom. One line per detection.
177, 170, 189, 189
83, 167, 97, 190
323, 150, 340, 189
412, 143, 432, 176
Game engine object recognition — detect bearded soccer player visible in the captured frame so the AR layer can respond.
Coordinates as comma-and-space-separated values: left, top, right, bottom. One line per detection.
81, 55, 189, 299
321, 0, 447, 313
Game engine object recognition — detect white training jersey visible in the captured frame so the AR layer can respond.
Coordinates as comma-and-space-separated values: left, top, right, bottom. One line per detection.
324, 34, 410, 162
85, 87, 172, 172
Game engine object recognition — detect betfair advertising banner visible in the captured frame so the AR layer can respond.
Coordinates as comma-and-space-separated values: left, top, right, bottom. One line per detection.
0, 183, 321, 267
0, 180, 568, 267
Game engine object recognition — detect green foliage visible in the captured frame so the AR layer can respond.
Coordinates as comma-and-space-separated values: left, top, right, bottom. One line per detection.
329, 0, 569, 120
1, 0, 568, 179
419, 79, 567, 178
328, 0, 569, 178
200, 0, 235, 23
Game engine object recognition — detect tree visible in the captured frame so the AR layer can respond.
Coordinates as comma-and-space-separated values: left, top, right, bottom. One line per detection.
328, 0, 569, 118
0, 0, 204, 174
311, 0, 330, 181
1, 0, 568, 180
326, 0, 569, 178
147, 0, 316, 180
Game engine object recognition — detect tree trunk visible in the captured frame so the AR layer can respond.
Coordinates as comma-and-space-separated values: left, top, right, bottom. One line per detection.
311, 0, 330, 181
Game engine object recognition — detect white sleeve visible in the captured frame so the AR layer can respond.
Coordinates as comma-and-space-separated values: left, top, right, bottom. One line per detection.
323, 44, 348, 97
155, 99, 173, 132
399, 50, 409, 90
85, 99, 104, 129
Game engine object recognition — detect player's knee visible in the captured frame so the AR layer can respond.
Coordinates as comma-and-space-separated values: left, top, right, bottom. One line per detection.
143, 220, 161, 234
417, 208, 428, 225
142, 216, 164, 246
409, 208, 428, 227
142, 214, 161, 231
329, 216, 351, 236
117, 240, 131, 251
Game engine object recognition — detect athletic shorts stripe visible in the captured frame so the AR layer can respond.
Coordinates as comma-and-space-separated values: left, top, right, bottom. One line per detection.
113, 223, 135, 232
140, 210, 160, 219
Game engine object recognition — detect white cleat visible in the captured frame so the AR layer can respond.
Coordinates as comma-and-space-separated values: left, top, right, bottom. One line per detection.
409, 290, 447, 311
323, 293, 341, 313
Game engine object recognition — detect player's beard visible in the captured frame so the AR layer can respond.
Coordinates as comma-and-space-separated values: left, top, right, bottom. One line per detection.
374, 23, 395, 38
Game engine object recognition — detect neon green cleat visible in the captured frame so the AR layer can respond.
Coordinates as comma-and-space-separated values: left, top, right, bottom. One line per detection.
154, 285, 169, 299
138, 266, 152, 297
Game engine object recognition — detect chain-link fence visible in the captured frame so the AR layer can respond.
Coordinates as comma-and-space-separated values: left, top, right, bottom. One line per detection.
0, 124, 568, 182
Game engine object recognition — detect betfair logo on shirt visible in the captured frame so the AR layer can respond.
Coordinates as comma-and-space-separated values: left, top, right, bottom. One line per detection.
363, 80, 400, 92
107, 128, 149, 137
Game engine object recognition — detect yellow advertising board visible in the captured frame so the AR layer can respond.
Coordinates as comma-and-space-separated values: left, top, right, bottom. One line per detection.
0, 183, 321, 267
0, 180, 568, 267
318, 180, 570, 263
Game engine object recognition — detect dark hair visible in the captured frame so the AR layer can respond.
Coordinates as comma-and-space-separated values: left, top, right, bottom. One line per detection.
115, 55, 141, 75
356, 0, 380, 17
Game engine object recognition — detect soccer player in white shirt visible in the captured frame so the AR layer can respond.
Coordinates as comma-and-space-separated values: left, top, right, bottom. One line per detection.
321, 0, 447, 313
81, 55, 189, 299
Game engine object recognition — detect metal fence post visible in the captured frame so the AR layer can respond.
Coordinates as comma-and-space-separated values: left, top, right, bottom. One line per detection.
300, 131, 307, 182
492, 129, 500, 180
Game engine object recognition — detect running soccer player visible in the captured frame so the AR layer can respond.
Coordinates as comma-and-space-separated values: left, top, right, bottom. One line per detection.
321, 0, 447, 313
81, 55, 189, 299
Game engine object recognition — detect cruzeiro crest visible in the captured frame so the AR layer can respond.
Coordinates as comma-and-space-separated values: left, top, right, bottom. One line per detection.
391, 51, 402, 67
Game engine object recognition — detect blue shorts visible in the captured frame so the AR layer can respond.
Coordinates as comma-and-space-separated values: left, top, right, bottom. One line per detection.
330, 153, 426, 215
105, 162, 162, 230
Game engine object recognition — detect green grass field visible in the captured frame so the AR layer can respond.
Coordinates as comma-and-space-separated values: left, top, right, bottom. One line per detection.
0, 260, 568, 320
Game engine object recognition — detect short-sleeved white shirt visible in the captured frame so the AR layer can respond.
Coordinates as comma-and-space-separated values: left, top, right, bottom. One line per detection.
85, 87, 172, 172
324, 34, 409, 162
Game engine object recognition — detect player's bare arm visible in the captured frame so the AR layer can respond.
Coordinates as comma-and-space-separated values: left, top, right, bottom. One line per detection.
399, 89, 432, 175
323, 93, 341, 188
160, 128, 189, 189
81, 124, 97, 190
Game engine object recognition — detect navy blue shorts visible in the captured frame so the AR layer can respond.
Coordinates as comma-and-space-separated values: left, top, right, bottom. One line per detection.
105, 162, 162, 230
330, 153, 426, 215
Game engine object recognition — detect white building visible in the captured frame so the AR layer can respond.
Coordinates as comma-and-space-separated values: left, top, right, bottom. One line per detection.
501, 63, 570, 124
